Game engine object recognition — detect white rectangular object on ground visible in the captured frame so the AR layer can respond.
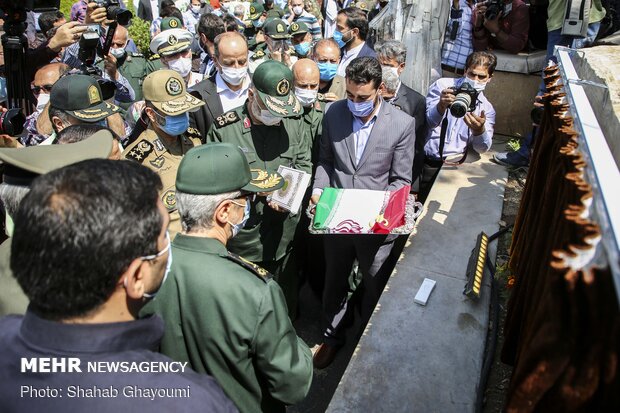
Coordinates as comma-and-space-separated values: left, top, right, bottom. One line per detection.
414, 278, 436, 306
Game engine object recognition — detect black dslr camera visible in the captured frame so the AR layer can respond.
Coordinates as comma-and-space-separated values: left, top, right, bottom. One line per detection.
93, 0, 132, 25
449, 82, 479, 118
484, 0, 504, 20
78, 27, 116, 100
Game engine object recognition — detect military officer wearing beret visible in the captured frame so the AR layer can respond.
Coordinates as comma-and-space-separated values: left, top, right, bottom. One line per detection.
149, 18, 204, 88
249, 18, 297, 74
123, 70, 204, 238
206, 60, 310, 319
0, 132, 114, 317
142, 143, 313, 413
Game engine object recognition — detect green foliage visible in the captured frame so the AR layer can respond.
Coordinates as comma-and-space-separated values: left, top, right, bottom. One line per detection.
60, 0, 73, 18
128, 17, 152, 57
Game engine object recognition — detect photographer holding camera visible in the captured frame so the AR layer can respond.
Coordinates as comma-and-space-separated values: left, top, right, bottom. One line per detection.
472, 0, 529, 54
418, 51, 496, 202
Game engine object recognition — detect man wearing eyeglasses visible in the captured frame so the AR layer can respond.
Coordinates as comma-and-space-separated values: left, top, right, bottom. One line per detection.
143, 143, 313, 413
20, 63, 71, 147
0, 159, 237, 412
123, 70, 204, 239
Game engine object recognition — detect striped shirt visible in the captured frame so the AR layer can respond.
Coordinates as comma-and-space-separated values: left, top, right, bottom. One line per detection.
283, 11, 322, 41
441, 0, 473, 70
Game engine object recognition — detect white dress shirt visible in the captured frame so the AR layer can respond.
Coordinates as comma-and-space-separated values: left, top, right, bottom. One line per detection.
215, 72, 250, 113
337, 42, 365, 77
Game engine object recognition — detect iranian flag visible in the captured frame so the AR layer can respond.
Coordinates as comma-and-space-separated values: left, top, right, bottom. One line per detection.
313, 186, 410, 234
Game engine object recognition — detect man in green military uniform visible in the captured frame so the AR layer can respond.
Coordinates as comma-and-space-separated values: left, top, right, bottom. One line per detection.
246, 2, 267, 50
102, 24, 148, 110
0, 132, 114, 317
206, 60, 310, 319
289, 21, 313, 58
142, 143, 313, 413
123, 70, 204, 238
249, 18, 297, 74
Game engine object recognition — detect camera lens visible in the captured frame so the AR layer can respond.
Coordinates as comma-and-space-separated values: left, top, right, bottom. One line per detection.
0, 108, 26, 136
450, 93, 471, 118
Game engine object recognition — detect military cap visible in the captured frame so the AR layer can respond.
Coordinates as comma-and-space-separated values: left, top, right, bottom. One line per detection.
160, 16, 183, 31
354, 0, 371, 11
253, 60, 302, 117
50, 75, 120, 122
150, 28, 193, 56
143, 70, 205, 116
0, 131, 114, 186
248, 2, 264, 20
176, 143, 284, 194
263, 18, 289, 39
266, 7, 284, 18
288, 21, 309, 36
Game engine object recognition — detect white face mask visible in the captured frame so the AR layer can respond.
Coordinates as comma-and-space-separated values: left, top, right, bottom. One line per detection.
167, 55, 193, 78
292, 5, 304, 15
295, 86, 318, 107
252, 98, 282, 125
219, 63, 248, 86
110, 47, 126, 59
463, 76, 488, 92
191, 4, 201, 13
36, 93, 50, 112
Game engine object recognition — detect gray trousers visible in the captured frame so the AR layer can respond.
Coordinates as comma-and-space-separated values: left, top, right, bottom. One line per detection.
322, 234, 395, 346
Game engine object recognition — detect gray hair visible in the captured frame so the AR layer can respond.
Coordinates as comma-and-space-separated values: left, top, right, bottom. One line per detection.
176, 189, 242, 232
375, 40, 407, 65
0, 183, 30, 218
382, 66, 400, 94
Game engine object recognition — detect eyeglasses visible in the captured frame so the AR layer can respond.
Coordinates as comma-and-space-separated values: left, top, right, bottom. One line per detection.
140, 231, 171, 262
31, 84, 54, 95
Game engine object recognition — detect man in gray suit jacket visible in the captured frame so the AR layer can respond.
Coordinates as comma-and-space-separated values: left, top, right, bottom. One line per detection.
310, 56, 416, 368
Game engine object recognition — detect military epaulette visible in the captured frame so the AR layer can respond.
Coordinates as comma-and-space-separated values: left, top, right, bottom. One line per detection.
215, 111, 241, 128
186, 127, 201, 138
125, 139, 153, 163
129, 52, 144, 57
149, 53, 161, 61
251, 49, 266, 61
227, 252, 273, 281
317, 93, 326, 102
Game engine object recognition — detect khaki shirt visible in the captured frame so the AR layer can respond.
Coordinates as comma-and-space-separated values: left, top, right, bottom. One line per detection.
123, 127, 201, 237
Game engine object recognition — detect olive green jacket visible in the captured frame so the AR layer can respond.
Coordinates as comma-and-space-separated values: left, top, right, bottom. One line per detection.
142, 235, 312, 413
206, 104, 312, 262
0, 239, 28, 317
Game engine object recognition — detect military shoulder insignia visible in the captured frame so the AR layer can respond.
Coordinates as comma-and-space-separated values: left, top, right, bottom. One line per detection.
149, 53, 161, 60
186, 127, 201, 138
162, 189, 177, 211
125, 139, 154, 163
215, 110, 240, 128
149, 156, 166, 169
130, 52, 144, 57
317, 93, 325, 102
251, 50, 265, 60
227, 252, 273, 281
153, 138, 165, 152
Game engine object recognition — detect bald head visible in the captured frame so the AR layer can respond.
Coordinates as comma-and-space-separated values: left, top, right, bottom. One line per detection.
293, 59, 320, 92
111, 25, 129, 49
33, 63, 70, 91
214, 31, 248, 60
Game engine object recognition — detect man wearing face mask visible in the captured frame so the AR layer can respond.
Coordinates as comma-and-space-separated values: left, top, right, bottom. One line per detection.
310, 56, 415, 369
420, 51, 496, 201
183, 0, 212, 34
190, 31, 251, 139
249, 18, 298, 74
102, 24, 148, 109
284, 0, 322, 41
20, 63, 70, 147
292, 58, 322, 164
335, 7, 376, 77
143, 143, 313, 413
0, 159, 238, 412
246, 2, 268, 50
289, 21, 313, 58
123, 70, 205, 238
311, 38, 346, 102
150, 18, 204, 88
206, 60, 311, 320
376, 40, 426, 192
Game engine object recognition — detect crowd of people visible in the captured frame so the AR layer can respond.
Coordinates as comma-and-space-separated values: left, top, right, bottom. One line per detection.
0, 0, 612, 411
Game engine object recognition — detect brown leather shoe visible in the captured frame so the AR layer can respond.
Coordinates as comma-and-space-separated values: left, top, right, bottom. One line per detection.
312, 343, 339, 369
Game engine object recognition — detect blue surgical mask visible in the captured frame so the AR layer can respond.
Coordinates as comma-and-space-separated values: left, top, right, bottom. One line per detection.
228, 198, 250, 237
294, 41, 311, 57
317, 62, 338, 81
347, 97, 376, 118
333, 30, 350, 49
157, 112, 190, 136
